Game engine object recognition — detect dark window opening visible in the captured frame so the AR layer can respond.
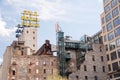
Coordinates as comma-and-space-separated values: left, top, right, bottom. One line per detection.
108, 64, 111, 71
107, 54, 109, 61
44, 69, 46, 74
92, 55, 95, 61
21, 51, 24, 56
84, 65, 87, 71
111, 51, 117, 60
12, 70, 16, 75
101, 56, 104, 62
93, 66, 96, 72
94, 76, 98, 80
112, 62, 118, 71
85, 76, 88, 80
28, 69, 31, 73
100, 46, 102, 52
102, 66, 105, 72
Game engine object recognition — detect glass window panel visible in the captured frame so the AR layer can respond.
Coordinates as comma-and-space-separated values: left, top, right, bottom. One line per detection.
109, 42, 116, 50
111, 0, 118, 8
116, 38, 120, 47
112, 7, 119, 17
112, 62, 118, 71
115, 27, 120, 37
105, 13, 111, 22
108, 32, 114, 41
107, 22, 112, 31
104, 4, 111, 13
117, 49, 120, 58
113, 17, 120, 27
111, 51, 117, 60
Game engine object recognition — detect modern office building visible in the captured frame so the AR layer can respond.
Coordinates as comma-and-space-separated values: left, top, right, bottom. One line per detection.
100, 0, 120, 79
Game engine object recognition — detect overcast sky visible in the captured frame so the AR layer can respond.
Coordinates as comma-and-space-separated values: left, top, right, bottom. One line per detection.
0, 0, 103, 64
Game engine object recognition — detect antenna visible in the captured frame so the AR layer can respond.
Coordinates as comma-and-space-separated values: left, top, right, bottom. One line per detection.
55, 22, 62, 32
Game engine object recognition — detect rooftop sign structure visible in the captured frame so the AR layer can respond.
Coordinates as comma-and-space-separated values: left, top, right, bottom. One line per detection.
21, 10, 39, 27
16, 10, 39, 38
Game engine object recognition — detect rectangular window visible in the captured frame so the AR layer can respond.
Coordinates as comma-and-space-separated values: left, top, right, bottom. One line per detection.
107, 54, 110, 61
117, 49, 120, 58
94, 76, 98, 80
111, 51, 117, 60
93, 66, 96, 72
101, 56, 104, 62
104, 4, 111, 13
112, 62, 118, 71
102, 66, 105, 72
108, 32, 114, 41
44, 69, 46, 74
112, 7, 119, 17
115, 27, 120, 37
12, 70, 16, 75
84, 65, 87, 71
105, 13, 111, 22
111, 0, 118, 7
85, 76, 88, 80
92, 55, 95, 61
113, 17, 120, 27
108, 64, 111, 71
106, 22, 112, 31
106, 45, 108, 51
114, 73, 120, 78
116, 38, 120, 47
109, 42, 116, 50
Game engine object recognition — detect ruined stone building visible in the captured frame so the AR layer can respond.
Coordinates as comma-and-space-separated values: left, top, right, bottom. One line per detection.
69, 43, 108, 80
2, 40, 58, 80
1, 27, 58, 80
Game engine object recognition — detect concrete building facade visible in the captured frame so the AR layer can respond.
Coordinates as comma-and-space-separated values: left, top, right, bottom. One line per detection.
100, 0, 120, 79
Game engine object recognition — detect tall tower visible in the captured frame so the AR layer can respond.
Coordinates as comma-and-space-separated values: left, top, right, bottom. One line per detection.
18, 27, 37, 52
100, 0, 120, 79
16, 10, 39, 52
